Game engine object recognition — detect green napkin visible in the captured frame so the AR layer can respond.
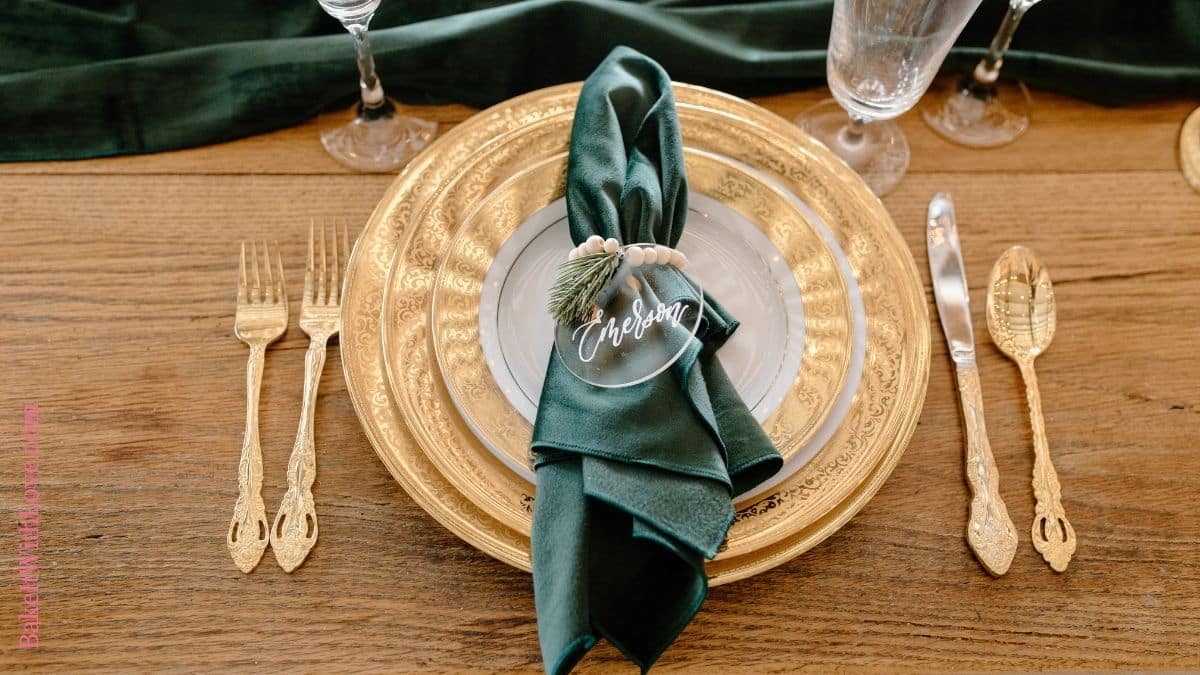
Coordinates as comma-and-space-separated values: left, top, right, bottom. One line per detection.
530, 46, 782, 674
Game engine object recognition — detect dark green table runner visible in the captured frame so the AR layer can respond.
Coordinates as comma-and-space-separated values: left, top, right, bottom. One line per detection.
2, 0, 1198, 161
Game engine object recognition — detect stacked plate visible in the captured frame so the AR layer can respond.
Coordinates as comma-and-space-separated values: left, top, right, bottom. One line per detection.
342, 83, 930, 585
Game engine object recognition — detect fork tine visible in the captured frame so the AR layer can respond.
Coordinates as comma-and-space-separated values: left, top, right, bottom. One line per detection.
318, 222, 328, 305
250, 240, 262, 303
262, 239, 275, 304
330, 224, 340, 305
339, 224, 349, 305
275, 242, 286, 307
305, 221, 315, 304
238, 241, 249, 304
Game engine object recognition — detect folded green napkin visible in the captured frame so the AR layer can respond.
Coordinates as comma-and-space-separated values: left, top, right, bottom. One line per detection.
529, 47, 782, 674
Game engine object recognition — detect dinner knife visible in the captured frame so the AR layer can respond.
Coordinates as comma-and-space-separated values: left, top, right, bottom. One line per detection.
927, 193, 1018, 577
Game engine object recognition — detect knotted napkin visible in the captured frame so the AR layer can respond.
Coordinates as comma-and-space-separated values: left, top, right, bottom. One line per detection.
530, 46, 782, 674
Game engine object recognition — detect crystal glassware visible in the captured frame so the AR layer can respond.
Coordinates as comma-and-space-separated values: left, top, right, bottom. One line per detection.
317, 0, 436, 172
922, 0, 1045, 148
797, 0, 983, 196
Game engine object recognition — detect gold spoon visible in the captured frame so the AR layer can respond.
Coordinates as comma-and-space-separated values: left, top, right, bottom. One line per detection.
986, 246, 1076, 572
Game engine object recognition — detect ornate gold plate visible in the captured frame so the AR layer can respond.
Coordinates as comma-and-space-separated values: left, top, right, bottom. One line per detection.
343, 83, 929, 584
430, 148, 853, 500
408, 145, 856, 548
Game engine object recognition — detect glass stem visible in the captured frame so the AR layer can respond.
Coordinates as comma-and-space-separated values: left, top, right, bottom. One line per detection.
973, 5, 1027, 86
841, 114, 868, 146
346, 23, 386, 110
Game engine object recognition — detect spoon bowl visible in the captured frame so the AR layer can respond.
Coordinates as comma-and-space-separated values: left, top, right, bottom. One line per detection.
987, 245, 1056, 363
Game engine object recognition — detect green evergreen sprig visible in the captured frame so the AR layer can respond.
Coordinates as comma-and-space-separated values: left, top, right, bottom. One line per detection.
546, 251, 620, 324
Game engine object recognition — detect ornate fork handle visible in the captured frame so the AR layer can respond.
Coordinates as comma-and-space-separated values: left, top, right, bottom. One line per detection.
228, 342, 271, 573
1019, 360, 1076, 572
955, 364, 1018, 576
271, 334, 328, 572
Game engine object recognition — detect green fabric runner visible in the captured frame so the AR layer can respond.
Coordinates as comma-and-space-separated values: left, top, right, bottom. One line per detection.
2, 0, 1198, 161
530, 47, 781, 673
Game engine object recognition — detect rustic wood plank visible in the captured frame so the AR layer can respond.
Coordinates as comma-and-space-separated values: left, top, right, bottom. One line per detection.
1, 92, 1198, 671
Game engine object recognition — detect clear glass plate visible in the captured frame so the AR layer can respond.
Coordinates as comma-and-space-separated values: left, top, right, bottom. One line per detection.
482, 192, 805, 426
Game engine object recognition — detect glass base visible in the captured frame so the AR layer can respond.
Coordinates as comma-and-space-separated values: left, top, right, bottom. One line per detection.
320, 99, 437, 172
796, 99, 909, 197
922, 77, 1033, 149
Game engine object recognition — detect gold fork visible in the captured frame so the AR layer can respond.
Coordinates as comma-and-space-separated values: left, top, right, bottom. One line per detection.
228, 241, 288, 573
271, 224, 346, 572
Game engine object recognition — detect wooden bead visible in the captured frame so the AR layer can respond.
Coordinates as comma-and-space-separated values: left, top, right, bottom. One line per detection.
670, 249, 688, 269
603, 238, 619, 253
642, 246, 658, 265
567, 247, 580, 261
654, 245, 671, 264
585, 235, 605, 254
625, 246, 645, 267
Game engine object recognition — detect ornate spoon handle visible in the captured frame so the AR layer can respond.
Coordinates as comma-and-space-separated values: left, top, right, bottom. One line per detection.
227, 342, 270, 573
955, 364, 1018, 576
271, 335, 326, 572
1019, 360, 1075, 572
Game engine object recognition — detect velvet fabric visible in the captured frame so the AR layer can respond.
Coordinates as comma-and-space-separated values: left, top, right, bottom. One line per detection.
529, 47, 781, 674
1, 1, 1197, 161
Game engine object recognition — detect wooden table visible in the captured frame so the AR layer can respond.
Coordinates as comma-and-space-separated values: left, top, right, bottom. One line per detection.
2, 87, 1197, 671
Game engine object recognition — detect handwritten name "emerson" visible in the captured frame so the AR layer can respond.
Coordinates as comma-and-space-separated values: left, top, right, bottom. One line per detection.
572, 298, 689, 363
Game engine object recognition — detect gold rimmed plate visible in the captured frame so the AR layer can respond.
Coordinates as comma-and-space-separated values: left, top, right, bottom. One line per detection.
385, 107, 857, 552
428, 147, 858, 510
344, 82, 929, 584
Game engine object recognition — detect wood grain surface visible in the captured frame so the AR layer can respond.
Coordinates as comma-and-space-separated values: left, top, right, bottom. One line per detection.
1, 84, 1198, 672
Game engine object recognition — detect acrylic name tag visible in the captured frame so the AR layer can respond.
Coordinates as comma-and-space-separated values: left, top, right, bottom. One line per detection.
552, 243, 702, 388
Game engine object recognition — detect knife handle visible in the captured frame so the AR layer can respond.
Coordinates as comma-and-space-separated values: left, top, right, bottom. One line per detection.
954, 364, 1018, 576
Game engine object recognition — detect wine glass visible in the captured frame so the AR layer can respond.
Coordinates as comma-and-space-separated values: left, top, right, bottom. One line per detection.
317, 0, 436, 172
922, 0, 1045, 148
797, 0, 983, 196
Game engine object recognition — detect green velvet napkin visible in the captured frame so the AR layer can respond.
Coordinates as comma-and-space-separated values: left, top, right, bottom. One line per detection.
529, 47, 782, 674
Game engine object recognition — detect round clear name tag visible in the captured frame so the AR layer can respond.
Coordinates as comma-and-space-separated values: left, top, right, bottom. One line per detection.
554, 243, 703, 388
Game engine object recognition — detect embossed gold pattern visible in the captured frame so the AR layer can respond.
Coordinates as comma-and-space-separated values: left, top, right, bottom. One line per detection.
341, 83, 930, 584
419, 148, 854, 543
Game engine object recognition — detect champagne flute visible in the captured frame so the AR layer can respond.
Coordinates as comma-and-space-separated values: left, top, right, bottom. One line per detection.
922, 0, 1046, 148
317, 0, 436, 172
797, 0, 983, 196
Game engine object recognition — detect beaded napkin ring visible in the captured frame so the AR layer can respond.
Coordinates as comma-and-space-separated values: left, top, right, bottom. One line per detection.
547, 235, 689, 324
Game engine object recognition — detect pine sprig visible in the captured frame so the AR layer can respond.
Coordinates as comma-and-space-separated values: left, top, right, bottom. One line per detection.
547, 251, 620, 324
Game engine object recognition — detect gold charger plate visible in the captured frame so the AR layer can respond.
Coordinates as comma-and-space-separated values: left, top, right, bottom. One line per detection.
382, 100, 879, 559
415, 144, 857, 550
430, 147, 854, 502
344, 82, 929, 584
